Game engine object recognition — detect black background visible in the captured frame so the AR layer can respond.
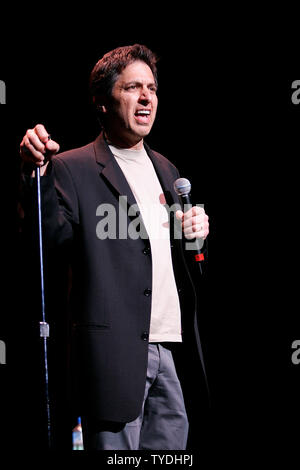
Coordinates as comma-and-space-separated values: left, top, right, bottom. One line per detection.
0, 21, 299, 462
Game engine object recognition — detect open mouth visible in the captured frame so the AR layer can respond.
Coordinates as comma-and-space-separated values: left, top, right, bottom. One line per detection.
134, 109, 151, 124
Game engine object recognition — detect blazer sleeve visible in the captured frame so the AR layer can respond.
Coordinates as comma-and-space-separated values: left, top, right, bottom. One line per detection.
41, 157, 79, 247
20, 156, 79, 249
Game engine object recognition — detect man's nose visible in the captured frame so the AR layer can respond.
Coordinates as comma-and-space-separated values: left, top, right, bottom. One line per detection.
139, 86, 151, 103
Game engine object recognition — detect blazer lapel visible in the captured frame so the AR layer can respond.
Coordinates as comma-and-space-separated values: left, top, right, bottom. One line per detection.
93, 133, 152, 243
93, 133, 179, 208
144, 142, 180, 208
93, 132, 138, 210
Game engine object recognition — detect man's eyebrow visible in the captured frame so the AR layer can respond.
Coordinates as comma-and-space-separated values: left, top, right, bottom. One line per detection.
124, 80, 157, 88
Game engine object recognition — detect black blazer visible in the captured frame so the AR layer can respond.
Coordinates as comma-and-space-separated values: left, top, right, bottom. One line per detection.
28, 132, 207, 423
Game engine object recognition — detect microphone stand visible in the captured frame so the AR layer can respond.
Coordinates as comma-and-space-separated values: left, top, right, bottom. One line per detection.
36, 166, 52, 448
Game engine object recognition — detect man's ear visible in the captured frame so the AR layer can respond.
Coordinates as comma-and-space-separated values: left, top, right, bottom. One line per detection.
99, 104, 107, 114
93, 96, 108, 114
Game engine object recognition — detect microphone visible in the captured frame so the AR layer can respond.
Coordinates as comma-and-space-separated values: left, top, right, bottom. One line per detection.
173, 177, 205, 268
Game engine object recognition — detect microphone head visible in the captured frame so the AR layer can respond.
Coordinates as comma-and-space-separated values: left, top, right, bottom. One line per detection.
173, 178, 191, 196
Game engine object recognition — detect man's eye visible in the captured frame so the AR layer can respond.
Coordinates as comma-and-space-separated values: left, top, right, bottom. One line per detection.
127, 85, 136, 90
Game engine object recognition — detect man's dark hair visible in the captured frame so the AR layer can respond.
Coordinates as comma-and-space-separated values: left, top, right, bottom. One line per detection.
90, 44, 158, 105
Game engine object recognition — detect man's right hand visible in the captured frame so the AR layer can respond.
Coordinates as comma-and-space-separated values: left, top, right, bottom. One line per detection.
20, 124, 60, 175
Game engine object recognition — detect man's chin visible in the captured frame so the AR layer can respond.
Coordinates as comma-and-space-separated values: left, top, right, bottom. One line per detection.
133, 125, 153, 139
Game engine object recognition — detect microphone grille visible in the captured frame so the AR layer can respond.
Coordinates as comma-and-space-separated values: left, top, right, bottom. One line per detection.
173, 178, 191, 196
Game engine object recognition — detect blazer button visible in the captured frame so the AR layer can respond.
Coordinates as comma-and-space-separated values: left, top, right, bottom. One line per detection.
144, 288, 152, 296
142, 246, 151, 255
141, 332, 149, 341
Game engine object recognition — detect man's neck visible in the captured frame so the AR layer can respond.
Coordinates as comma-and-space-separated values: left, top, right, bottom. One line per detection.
104, 131, 144, 150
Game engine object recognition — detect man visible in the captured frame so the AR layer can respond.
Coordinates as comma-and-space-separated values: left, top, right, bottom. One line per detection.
19, 44, 209, 450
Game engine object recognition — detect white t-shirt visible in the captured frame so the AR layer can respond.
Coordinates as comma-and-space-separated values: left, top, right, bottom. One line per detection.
109, 144, 182, 343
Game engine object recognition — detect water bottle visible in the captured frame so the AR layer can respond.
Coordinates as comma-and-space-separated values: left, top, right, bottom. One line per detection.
72, 417, 84, 450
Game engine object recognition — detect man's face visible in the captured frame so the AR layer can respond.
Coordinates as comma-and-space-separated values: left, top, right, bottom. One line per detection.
104, 60, 158, 148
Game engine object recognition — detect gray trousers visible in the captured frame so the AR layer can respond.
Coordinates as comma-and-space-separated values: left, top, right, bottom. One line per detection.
82, 343, 189, 450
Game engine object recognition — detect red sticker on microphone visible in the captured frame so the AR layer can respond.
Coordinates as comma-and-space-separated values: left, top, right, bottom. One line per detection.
195, 253, 204, 262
